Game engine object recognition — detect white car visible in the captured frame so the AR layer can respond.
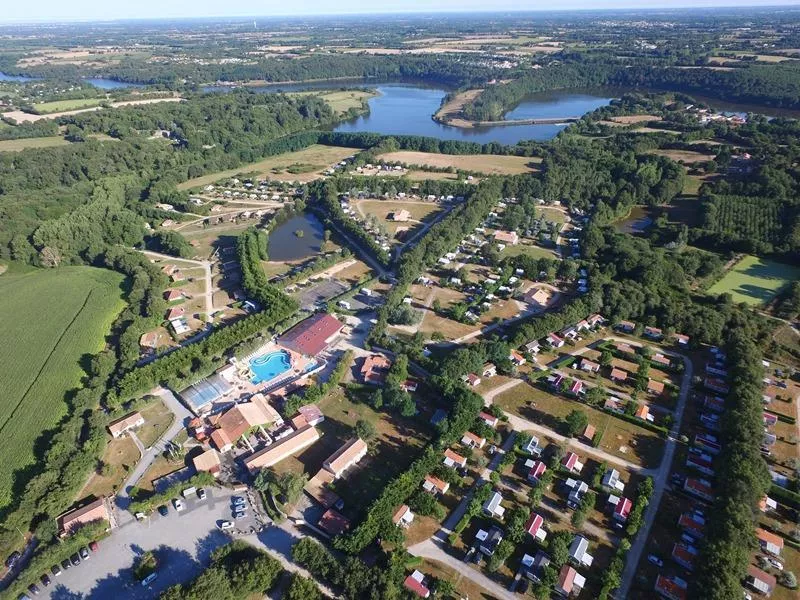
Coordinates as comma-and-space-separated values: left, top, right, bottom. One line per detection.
218, 521, 234, 530
647, 555, 663, 567
172, 499, 185, 512
767, 557, 783, 571
141, 573, 158, 586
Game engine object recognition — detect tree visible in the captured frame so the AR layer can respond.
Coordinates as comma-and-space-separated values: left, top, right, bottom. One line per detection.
285, 573, 322, 600
133, 551, 158, 581
277, 472, 308, 506
563, 410, 589, 438
548, 530, 572, 568
434, 577, 456, 598
585, 386, 606, 407
355, 419, 377, 441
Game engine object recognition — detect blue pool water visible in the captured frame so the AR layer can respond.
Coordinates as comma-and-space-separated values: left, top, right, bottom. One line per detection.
249, 350, 292, 384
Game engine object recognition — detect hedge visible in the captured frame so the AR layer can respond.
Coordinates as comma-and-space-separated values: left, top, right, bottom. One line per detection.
128, 472, 216, 514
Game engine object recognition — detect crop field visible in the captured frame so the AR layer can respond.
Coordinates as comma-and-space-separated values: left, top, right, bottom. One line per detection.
376, 150, 540, 175
0, 266, 125, 509
0, 136, 71, 152
178, 144, 356, 189
32, 98, 105, 113
707, 255, 800, 306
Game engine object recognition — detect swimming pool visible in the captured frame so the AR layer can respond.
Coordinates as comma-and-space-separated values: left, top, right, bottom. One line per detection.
249, 350, 292, 384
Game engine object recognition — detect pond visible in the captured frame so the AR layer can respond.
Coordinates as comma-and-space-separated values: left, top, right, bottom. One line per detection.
267, 213, 325, 261
615, 206, 658, 234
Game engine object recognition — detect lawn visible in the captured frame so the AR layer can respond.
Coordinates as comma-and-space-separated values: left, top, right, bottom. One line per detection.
79, 436, 140, 500
501, 242, 558, 260
177, 145, 356, 189
707, 255, 800, 306
136, 398, 175, 447
0, 265, 126, 509
376, 150, 540, 175
32, 98, 105, 114
0, 136, 70, 152
494, 381, 665, 468
354, 199, 442, 235
647, 148, 716, 164
273, 388, 432, 519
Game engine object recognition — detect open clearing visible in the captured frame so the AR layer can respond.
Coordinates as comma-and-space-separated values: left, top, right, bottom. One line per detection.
377, 150, 540, 175
32, 98, 105, 113
0, 266, 125, 509
707, 255, 800, 306
178, 144, 356, 189
0, 136, 70, 152
290, 89, 376, 115
648, 148, 716, 164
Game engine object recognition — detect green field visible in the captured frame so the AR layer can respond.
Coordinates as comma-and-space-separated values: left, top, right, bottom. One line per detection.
0, 136, 70, 152
707, 255, 800, 306
31, 98, 105, 114
0, 266, 125, 509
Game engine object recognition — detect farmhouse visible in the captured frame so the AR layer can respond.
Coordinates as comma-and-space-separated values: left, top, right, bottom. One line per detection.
422, 475, 449, 496
483, 490, 506, 519
278, 312, 343, 356
461, 431, 486, 448
243, 425, 320, 473
361, 354, 391, 384
756, 528, 784, 556
107, 411, 144, 438
403, 570, 430, 598
556, 565, 586, 598
443, 449, 467, 469
323, 437, 368, 479
392, 505, 415, 528
192, 448, 221, 477
494, 230, 519, 245
57, 497, 109, 536
390, 209, 411, 222
610, 368, 628, 382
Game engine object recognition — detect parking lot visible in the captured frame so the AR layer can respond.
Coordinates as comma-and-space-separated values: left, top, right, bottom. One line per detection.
38, 487, 264, 599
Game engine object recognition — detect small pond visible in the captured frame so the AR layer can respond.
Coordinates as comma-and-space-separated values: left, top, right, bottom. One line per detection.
267, 213, 325, 261
615, 206, 658, 234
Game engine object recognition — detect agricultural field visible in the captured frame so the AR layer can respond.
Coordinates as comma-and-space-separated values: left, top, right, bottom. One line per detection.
178, 144, 357, 189
290, 89, 376, 116
647, 148, 716, 164
707, 255, 800, 306
0, 136, 71, 152
31, 97, 105, 113
0, 265, 125, 509
377, 150, 540, 175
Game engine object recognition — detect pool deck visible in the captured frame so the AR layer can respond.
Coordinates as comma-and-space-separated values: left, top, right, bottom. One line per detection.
234, 342, 317, 397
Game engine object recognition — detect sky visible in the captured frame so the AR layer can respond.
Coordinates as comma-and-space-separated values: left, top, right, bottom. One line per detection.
2, 0, 799, 23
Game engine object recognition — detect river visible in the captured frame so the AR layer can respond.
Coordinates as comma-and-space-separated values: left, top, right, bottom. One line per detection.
0, 72, 141, 89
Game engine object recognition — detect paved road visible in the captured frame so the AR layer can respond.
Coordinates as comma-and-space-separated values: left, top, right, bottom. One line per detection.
614, 341, 693, 599
116, 388, 192, 518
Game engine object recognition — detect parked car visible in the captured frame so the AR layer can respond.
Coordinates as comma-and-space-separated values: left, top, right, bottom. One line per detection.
60, 559, 71, 571
141, 573, 158, 586
172, 498, 185, 512
232, 496, 246, 506
69, 553, 80, 566
647, 554, 663, 567
218, 521, 234, 530
89, 541, 99, 553
197, 488, 207, 500
233, 510, 246, 519
27, 584, 40, 596
157, 505, 169, 516
50, 565, 62, 577
766, 557, 783, 571
40, 574, 51, 587
79, 547, 90, 560
5, 551, 21, 568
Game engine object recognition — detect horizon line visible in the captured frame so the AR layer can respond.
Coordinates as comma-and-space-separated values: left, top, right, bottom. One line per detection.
2, 4, 800, 26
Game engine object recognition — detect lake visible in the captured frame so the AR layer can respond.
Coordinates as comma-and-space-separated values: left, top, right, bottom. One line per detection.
267, 213, 325, 261
205, 80, 615, 144
333, 84, 615, 144
0, 72, 38, 82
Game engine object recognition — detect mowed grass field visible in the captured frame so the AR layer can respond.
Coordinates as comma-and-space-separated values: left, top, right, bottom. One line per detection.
290, 89, 376, 115
0, 266, 125, 509
178, 144, 356, 189
707, 255, 800, 306
0, 136, 71, 152
376, 150, 541, 175
32, 98, 105, 114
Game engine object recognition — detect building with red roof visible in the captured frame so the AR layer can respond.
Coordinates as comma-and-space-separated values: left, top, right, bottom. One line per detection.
655, 575, 687, 600
278, 313, 343, 356
403, 570, 430, 598
525, 513, 547, 541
